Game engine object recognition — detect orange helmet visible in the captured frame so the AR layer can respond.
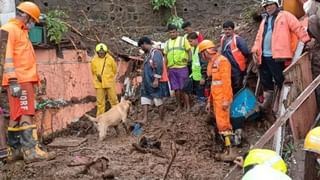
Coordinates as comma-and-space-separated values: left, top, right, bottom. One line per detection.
198, 40, 216, 52
17, 2, 41, 23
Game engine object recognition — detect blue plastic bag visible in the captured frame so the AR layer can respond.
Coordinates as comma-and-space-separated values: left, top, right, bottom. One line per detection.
132, 123, 143, 137
230, 88, 259, 129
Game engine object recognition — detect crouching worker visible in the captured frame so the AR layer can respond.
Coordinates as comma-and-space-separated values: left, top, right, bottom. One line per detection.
91, 43, 119, 116
1, 1, 55, 163
199, 40, 237, 161
138, 37, 170, 124
234, 149, 291, 180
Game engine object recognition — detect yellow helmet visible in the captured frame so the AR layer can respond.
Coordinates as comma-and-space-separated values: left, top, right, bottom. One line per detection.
95, 43, 108, 52
242, 165, 292, 180
304, 127, 320, 154
243, 149, 287, 174
198, 40, 216, 53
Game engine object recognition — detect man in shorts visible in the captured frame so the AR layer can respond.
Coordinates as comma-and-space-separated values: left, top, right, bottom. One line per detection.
164, 24, 192, 113
138, 37, 169, 123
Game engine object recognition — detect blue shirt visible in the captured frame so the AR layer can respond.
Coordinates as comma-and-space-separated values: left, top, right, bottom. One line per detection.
263, 16, 273, 57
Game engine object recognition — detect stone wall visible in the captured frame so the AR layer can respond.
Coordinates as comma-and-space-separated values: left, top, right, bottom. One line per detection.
33, 0, 258, 54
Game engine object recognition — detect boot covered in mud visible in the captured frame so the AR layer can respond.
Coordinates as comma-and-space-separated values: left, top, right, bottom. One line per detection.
6, 127, 23, 162
20, 125, 56, 164
215, 133, 239, 162
259, 90, 274, 111
0, 148, 8, 160
232, 129, 242, 146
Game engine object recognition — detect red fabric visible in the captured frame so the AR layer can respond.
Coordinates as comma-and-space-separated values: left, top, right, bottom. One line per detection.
197, 32, 204, 43
7, 82, 35, 121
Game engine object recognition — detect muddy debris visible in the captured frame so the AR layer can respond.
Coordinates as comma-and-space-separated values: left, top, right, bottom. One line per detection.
1, 97, 266, 179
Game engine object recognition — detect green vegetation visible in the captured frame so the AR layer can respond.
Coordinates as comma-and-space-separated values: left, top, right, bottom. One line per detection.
150, 0, 184, 28
46, 10, 68, 44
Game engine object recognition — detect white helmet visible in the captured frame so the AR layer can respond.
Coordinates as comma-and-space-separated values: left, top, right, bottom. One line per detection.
261, 0, 279, 7
242, 165, 292, 180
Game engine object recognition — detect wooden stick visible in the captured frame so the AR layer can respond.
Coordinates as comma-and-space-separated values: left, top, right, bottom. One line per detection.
64, 22, 83, 37
81, 10, 101, 42
163, 142, 177, 180
68, 36, 78, 50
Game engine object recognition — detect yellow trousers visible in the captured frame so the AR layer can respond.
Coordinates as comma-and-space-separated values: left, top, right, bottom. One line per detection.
96, 86, 119, 116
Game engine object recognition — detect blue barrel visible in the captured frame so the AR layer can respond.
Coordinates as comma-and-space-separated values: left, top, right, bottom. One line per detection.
230, 88, 260, 129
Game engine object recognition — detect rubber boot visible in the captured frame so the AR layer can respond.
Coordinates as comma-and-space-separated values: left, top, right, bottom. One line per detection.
6, 128, 23, 162
215, 135, 239, 162
20, 125, 56, 164
232, 129, 242, 146
259, 90, 274, 111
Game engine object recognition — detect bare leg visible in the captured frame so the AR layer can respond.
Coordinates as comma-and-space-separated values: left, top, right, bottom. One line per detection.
114, 126, 120, 136
9, 119, 19, 127
158, 105, 164, 121
19, 115, 33, 126
183, 92, 191, 113
142, 105, 148, 123
174, 90, 182, 113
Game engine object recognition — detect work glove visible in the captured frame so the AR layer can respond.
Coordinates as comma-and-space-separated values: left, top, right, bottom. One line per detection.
205, 102, 211, 113
96, 75, 102, 82
200, 79, 206, 86
222, 100, 230, 111
9, 79, 22, 97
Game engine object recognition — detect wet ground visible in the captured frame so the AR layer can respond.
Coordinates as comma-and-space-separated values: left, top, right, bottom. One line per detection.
0, 98, 266, 180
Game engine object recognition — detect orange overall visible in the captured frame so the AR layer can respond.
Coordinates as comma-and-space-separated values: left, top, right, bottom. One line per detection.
207, 53, 233, 134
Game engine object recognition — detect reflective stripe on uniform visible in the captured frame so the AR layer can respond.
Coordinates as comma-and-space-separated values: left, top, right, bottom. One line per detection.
5, 58, 13, 63
167, 37, 184, 53
8, 125, 37, 132
4, 67, 16, 73
211, 80, 222, 86
231, 48, 239, 53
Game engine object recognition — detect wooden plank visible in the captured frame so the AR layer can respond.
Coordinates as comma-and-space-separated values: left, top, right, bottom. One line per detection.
0, 30, 8, 87
304, 151, 318, 180
284, 53, 318, 139
48, 137, 87, 148
224, 74, 320, 180
254, 74, 320, 148
289, 140, 305, 180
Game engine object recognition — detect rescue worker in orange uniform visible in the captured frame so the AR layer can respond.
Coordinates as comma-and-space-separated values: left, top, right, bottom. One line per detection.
1, 1, 55, 163
252, 0, 310, 110
199, 40, 238, 161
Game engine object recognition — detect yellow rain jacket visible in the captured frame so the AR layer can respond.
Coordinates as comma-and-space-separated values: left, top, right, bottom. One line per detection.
90, 53, 117, 88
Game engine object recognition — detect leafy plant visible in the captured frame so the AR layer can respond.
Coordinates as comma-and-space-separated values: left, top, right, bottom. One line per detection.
45, 10, 68, 44
150, 0, 183, 29
167, 15, 183, 29
151, 0, 176, 10
282, 142, 295, 162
